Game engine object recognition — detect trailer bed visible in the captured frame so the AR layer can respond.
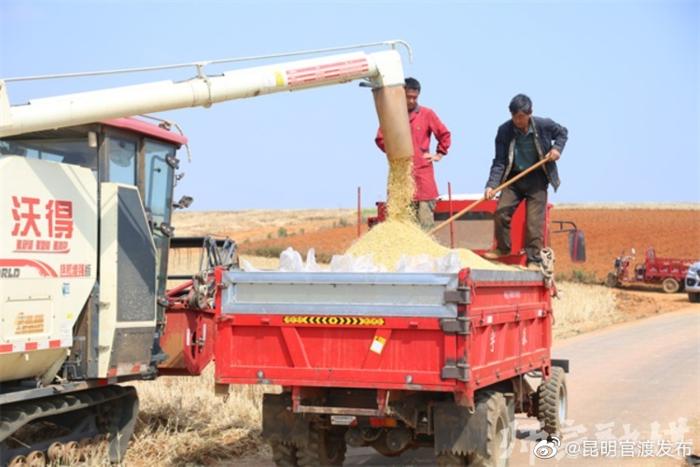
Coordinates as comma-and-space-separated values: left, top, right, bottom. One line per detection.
214, 267, 552, 403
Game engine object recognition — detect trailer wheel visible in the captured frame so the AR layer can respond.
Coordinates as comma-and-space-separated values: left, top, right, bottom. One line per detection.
270, 441, 298, 467
689, 292, 700, 303
662, 278, 680, 294
297, 426, 346, 466
471, 391, 513, 467
537, 367, 567, 435
371, 431, 404, 457
436, 391, 513, 467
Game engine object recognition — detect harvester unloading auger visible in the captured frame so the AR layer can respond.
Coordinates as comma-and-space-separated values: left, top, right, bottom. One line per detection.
0, 41, 415, 465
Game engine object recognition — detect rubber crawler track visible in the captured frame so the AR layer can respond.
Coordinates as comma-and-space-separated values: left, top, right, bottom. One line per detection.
1, 385, 136, 465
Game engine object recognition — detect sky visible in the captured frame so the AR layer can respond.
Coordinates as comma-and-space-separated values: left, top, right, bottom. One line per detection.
1, 0, 698, 210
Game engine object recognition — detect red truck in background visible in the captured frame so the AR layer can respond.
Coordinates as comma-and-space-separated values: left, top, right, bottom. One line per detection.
164, 195, 584, 466
606, 247, 696, 293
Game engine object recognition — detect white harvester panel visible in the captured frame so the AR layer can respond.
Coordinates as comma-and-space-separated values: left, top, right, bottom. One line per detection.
98, 183, 157, 378
0, 156, 97, 382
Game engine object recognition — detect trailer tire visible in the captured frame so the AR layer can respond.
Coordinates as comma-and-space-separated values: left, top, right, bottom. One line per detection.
270, 441, 298, 467
689, 292, 700, 303
297, 426, 346, 466
371, 431, 404, 457
470, 391, 513, 467
662, 278, 680, 294
537, 367, 567, 435
436, 391, 513, 467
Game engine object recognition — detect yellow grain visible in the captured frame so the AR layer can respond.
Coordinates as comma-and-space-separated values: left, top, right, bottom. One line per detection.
347, 220, 512, 271
386, 158, 416, 222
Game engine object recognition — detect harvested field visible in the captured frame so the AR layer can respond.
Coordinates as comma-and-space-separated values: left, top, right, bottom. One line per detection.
550, 207, 700, 281
547, 282, 692, 340
554, 203, 699, 210
238, 224, 363, 262
127, 373, 266, 465
172, 209, 357, 243
553, 283, 617, 336
82, 370, 269, 466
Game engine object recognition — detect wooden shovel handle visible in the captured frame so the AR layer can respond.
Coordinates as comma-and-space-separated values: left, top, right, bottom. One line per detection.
429, 155, 553, 235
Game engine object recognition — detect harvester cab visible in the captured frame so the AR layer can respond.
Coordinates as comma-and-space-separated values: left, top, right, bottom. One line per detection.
0, 118, 187, 376
0, 117, 187, 464
1, 117, 186, 298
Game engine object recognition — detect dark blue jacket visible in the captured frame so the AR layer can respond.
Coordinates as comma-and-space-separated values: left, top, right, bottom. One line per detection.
486, 116, 568, 191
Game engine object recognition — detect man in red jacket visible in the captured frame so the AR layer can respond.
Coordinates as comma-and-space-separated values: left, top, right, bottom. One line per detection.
375, 77, 452, 229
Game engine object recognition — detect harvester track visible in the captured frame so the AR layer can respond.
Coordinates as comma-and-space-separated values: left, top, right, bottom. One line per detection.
0, 385, 138, 466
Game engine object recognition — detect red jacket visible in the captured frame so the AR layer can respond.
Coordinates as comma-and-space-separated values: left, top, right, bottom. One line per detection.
375, 105, 451, 200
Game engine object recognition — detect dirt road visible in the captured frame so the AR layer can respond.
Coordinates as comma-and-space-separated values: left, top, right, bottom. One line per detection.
343, 305, 700, 466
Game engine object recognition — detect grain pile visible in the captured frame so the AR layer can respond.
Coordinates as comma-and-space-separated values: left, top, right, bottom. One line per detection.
346, 220, 513, 271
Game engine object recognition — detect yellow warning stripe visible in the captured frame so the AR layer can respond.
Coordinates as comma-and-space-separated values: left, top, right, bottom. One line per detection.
283, 316, 384, 326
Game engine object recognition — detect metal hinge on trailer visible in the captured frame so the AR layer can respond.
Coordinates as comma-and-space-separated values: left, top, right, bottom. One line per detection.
443, 286, 470, 305
440, 315, 469, 335
441, 358, 469, 382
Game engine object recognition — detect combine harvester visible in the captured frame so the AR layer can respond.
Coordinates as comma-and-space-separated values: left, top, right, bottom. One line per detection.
1, 40, 575, 466
0, 41, 412, 465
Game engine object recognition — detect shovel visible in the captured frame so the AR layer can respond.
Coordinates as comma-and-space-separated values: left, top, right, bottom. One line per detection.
429, 154, 555, 235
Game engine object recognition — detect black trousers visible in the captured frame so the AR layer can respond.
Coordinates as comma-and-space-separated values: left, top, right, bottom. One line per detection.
494, 169, 548, 262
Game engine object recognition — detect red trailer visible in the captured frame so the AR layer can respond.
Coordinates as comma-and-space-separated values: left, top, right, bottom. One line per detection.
161, 197, 577, 465
212, 266, 566, 465
606, 247, 696, 293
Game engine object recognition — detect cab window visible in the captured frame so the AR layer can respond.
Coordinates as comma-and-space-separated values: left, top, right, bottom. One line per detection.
143, 139, 175, 224
107, 137, 137, 185
0, 138, 98, 170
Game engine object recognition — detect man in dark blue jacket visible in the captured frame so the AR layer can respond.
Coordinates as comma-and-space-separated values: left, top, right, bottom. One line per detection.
484, 94, 568, 266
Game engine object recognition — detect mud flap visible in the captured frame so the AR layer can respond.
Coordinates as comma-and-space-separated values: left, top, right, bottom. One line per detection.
262, 393, 310, 447
434, 401, 488, 458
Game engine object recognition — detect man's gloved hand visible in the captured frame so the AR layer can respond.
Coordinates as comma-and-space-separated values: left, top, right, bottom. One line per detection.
484, 187, 496, 200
